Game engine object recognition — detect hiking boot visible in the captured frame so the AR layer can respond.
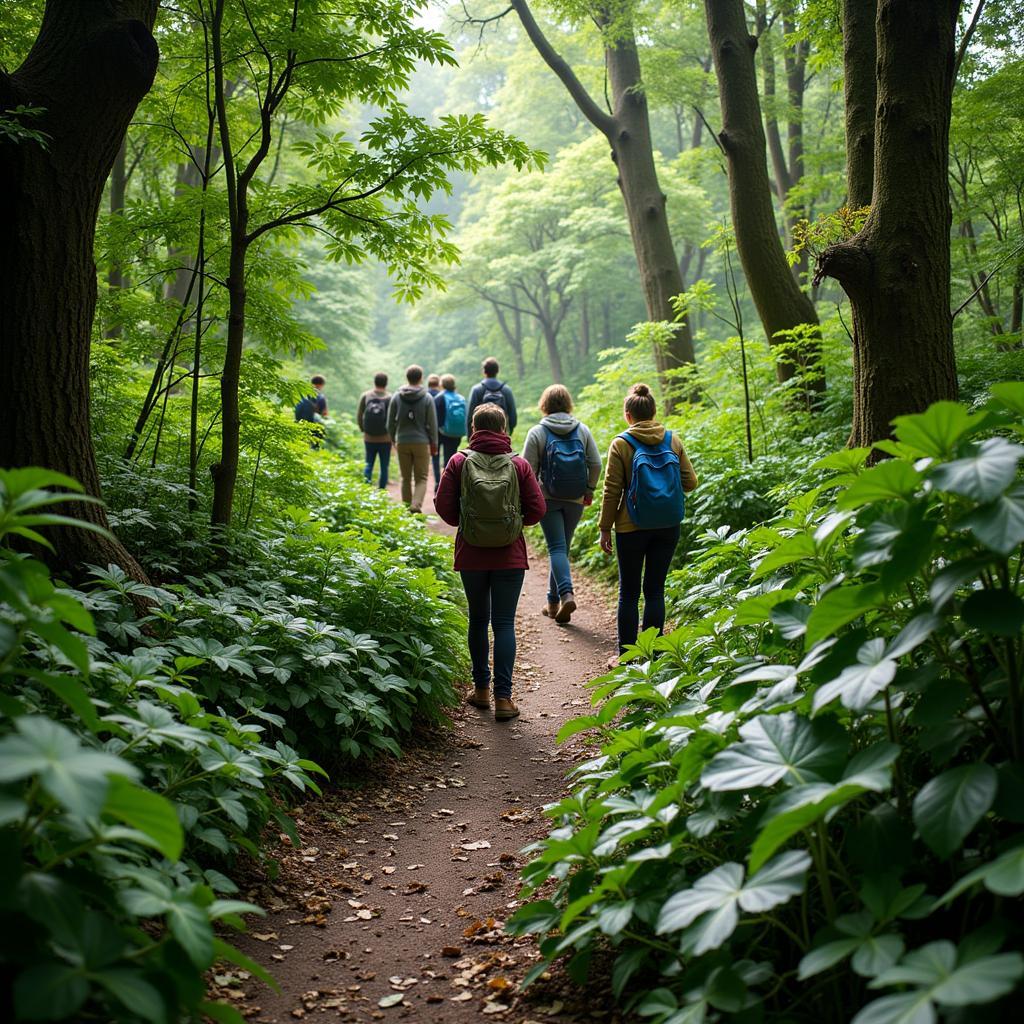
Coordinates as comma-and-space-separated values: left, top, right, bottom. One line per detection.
467, 688, 490, 709
494, 698, 520, 721
541, 600, 559, 618
555, 593, 576, 624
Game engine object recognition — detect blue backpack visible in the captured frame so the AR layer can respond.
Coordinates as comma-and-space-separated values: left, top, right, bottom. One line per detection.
619, 431, 686, 529
294, 396, 316, 422
543, 426, 589, 500
442, 391, 467, 437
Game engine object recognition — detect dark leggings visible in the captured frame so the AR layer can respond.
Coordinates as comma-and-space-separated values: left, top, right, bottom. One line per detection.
615, 526, 680, 653
460, 569, 525, 699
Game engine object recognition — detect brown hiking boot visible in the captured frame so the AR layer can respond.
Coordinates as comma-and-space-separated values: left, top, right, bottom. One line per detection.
467, 688, 490, 709
494, 698, 520, 721
541, 601, 559, 618
555, 593, 576, 624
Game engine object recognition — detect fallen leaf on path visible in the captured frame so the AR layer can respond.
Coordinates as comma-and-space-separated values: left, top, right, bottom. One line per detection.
482, 1003, 510, 1014
441, 946, 462, 957
449, 991, 473, 1002
377, 993, 404, 1008
252, 932, 278, 942
461, 840, 491, 851
487, 977, 511, 991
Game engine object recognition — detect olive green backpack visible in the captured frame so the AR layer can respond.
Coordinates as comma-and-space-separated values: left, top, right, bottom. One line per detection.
459, 451, 523, 547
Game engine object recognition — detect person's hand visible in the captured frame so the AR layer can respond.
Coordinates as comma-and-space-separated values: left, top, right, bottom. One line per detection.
599, 529, 613, 555
430, 446, 438, 457
583, 494, 593, 507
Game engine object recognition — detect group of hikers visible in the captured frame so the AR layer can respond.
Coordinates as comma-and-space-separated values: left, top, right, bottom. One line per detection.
339, 356, 697, 721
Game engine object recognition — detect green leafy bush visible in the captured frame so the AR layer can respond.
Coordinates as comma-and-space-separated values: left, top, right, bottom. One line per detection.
0, 469, 329, 1022
509, 390, 1024, 1023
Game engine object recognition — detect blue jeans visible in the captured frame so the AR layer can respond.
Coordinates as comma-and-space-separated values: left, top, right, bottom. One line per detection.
615, 525, 680, 653
460, 569, 525, 699
440, 434, 461, 467
539, 500, 584, 603
364, 441, 391, 488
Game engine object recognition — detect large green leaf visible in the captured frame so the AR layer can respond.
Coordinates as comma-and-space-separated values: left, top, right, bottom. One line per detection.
12, 963, 89, 1020
892, 402, 983, 459
655, 851, 809, 954
912, 763, 997, 859
837, 461, 921, 509
749, 743, 898, 871
93, 969, 166, 1024
929, 437, 1023, 503
960, 484, 1024, 555
103, 775, 183, 861
702, 712, 847, 791
813, 638, 896, 712
805, 584, 885, 644
961, 589, 1024, 636
935, 843, 1024, 906
0, 716, 137, 815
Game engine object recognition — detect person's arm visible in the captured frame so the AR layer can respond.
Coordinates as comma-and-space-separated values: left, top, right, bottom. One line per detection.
521, 426, 542, 480
505, 386, 518, 432
599, 439, 626, 548
426, 396, 439, 452
583, 425, 602, 495
356, 393, 366, 432
317, 394, 328, 417
675, 436, 698, 492
516, 458, 546, 526
466, 386, 479, 437
434, 454, 464, 526
386, 394, 397, 442
435, 392, 446, 431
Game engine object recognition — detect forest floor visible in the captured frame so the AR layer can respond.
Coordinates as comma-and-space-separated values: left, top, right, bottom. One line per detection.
225, 480, 624, 1023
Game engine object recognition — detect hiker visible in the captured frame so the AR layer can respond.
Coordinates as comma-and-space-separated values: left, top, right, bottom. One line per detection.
356, 372, 391, 488
434, 403, 546, 721
467, 357, 517, 437
598, 383, 697, 665
435, 374, 467, 468
386, 364, 439, 514
522, 385, 601, 625
427, 374, 443, 493
294, 374, 329, 447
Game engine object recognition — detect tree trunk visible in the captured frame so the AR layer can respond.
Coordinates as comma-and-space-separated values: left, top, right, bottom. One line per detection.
541, 318, 565, 382
509, 0, 695, 411
605, 25, 696, 382
705, 0, 823, 396
580, 295, 591, 356
842, 0, 877, 208
106, 137, 128, 337
817, 0, 961, 447
0, 0, 159, 577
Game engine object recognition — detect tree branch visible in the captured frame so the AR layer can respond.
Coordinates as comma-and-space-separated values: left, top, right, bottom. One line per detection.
509, 0, 615, 138
954, 0, 987, 78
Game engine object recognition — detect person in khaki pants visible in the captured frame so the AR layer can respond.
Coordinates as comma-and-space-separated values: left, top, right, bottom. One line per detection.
386, 364, 438, 513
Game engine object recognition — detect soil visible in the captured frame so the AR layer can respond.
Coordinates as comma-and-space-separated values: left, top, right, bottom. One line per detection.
223, 479, 623, 1023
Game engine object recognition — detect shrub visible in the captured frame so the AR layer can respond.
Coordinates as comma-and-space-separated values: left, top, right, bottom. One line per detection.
509, 389, 1024, 1023
1, 469, 326, 1023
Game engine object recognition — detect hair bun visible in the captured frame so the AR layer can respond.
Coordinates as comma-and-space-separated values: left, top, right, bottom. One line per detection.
631, 383, 651, 397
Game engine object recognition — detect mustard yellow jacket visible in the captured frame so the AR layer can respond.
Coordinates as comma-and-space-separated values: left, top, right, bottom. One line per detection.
598, 420, 698, 533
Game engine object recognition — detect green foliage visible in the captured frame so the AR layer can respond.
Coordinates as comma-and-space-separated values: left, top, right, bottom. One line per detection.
0, 469, 321, 1023
508, 391, 1024, 1023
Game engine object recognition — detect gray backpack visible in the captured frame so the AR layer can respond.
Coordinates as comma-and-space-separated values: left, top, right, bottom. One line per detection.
460, 452, 523, 547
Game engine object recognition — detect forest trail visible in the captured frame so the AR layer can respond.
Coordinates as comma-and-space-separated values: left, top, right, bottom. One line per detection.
229, 481, 621, 1023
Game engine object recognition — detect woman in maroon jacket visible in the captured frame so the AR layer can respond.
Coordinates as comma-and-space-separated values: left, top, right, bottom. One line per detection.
435, 404, 546, 720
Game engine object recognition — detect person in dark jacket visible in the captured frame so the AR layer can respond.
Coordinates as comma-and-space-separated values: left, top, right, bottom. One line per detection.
435, 404, 546, 720
466, 357, 517, 437
427, 374, 443, 493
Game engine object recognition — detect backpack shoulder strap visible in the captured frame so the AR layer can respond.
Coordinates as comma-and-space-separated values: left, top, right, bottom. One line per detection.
618, 431, 642, 452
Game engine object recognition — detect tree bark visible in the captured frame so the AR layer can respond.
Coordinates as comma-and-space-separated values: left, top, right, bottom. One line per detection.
510, 0, 695, 409
106, 137, 128, 337
0, 0, 159, 577
817, 0, 961, 447
842, 0, 877, 209
704, 0, 823, 397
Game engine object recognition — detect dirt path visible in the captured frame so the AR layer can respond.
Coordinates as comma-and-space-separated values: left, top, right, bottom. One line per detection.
226, 481, 620, 1023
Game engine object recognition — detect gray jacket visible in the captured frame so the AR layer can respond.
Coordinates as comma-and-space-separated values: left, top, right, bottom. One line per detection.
387, 385, 439, 446
521, 413, 602, 504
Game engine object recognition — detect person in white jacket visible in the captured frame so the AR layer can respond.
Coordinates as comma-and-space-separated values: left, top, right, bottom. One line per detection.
521, 385, 601, 624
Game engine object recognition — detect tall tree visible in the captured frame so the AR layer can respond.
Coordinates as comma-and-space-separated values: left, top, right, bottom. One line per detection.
0, 0, 160, 577
704, 0, 823, 398
841, 0, 877, 209
816, 0, 962, 446
508, 0, 696, 405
